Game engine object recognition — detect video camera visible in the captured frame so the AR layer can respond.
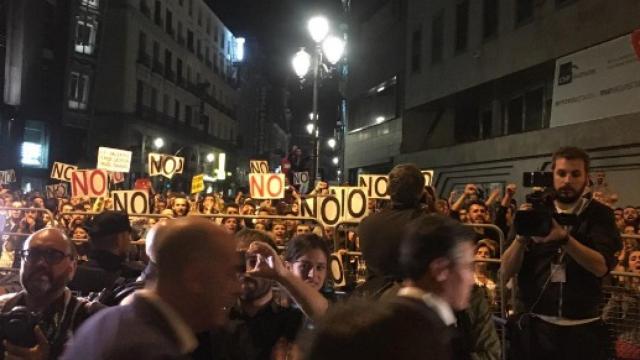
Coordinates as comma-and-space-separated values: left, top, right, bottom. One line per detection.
513, 171, 577, 237
0, 306, 41, 348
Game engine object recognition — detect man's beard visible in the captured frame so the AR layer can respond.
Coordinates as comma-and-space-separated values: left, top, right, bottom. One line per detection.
555, 183, 586, 204
22, 268, 68, 298
239, 276, 272, 302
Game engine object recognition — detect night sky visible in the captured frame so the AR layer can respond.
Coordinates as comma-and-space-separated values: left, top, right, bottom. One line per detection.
208, 0, 345, 147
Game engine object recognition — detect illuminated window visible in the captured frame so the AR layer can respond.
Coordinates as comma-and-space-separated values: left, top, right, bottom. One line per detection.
81, 0, 99, 8
74, 16, 98, 55
21, 121, 49, 168
68, 72, 90, 110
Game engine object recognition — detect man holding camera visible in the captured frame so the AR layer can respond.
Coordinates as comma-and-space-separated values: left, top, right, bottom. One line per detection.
501, 147, 621, 360
0, 228, 102, 359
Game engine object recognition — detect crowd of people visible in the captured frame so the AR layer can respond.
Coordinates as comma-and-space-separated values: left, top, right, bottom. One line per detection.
0, 145, 637, 359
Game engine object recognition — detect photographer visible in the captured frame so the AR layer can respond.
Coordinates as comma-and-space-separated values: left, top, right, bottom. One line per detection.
501, 147, 621, 360
0, 229, 102, 359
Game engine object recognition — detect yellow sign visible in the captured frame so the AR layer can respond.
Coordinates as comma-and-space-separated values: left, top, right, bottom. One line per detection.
191, 174, 205, 194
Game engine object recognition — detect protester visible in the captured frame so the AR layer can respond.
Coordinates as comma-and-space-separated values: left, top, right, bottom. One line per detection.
62, 217, 242, 359
0, 228, 103, 359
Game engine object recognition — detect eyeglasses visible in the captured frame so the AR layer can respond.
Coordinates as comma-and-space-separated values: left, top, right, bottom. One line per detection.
19, 248, 73, 265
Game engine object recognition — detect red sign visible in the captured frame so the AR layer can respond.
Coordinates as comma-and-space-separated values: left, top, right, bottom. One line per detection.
71, 169, 109, 198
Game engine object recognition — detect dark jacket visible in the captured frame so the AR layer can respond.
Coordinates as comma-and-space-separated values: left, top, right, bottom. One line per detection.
61, 295, 190, 360
516, 199, 621, 319
68, 250, 143, 296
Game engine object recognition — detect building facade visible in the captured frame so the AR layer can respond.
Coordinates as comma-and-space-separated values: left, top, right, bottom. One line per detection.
1, 0, 244, 193
346, 0, 640, 204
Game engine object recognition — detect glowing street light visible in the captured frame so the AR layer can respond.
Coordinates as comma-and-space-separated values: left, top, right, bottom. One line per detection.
306, 123, 315, 135
153, 137, 164, 149
327, 138, 336, 149
206, 153, 215, 163
292, 49, 311, 78
308, 16, 329, 43
322, 36, 345, 65
332, 157, 339, 166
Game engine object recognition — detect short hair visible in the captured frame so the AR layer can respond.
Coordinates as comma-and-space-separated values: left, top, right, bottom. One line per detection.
387, 164, 425, 206
235, 228, 277, 251
466, 200, 487, 211
400, 214, 475, 281
302, 298, 448, 360
285, 234, 330, 263
551, 146, 590, 173
224, 203, 240, 211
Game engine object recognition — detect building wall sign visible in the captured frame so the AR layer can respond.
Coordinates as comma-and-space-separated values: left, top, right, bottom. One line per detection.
551, 32, 640, 127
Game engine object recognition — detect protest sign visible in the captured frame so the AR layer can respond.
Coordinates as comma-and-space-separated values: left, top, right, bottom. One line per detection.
249, 173, 285, 199
358, 175, 389, 199
111, 190, 150, 215
108, 171, 125, 184
97, 147, 132, 173
249, 160, 269, 174
191, 174, 205, 194
45, 183, 69, 199
422, 170, 434, 187
300, 186, 368, 226
148, 153, 185, 178
71, 169, 109, 198
50, 162, 77, 182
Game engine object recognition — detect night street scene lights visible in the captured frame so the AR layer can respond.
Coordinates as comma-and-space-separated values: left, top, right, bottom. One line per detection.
292, 15, 345, 183
153, 137, 164, 150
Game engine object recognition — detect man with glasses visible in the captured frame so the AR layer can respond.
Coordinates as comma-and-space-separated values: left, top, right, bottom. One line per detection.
0, 228, 102, 359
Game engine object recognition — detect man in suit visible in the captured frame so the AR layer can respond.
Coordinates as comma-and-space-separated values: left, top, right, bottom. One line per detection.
394, 214, 478, 360
62, 217, 242, 359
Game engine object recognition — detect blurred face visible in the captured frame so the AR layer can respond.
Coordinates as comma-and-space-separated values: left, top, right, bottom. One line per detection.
458, 209, 468, 223
238, 245, 272, 302
223, 218, 238, 233
614, 209, 623, 222
440, 241, 475, 311
226, 206, 239, 215
61, 205, 73, 221
324, 226, 335, 240
203, 196, 215, 210
26, 208, 40, 220
475, 246, 491, 259
254, 223, 266, 231
20, 230, 76, 300
627, 251, 640, 273
296, 225, 311, 235
553, 158, 587, 204
72, 227, 88, 240
241, 204, 254, 215
70, 197, 81, 206
623, 207, 638, 225
43, 213, 52, 224
291, 203, 299, 215
623, 226, 636, 235
173, 198, 189, 216
468, 204, 487, 224
272, 224, 286, 239
10, 201, 22, 220
257, 211, 270, 226
288, 249, 327, 291
155, 201, 167, 212
32, 197, 44, 208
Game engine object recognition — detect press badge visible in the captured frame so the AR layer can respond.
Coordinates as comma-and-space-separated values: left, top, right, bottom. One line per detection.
550, 263, 567, 283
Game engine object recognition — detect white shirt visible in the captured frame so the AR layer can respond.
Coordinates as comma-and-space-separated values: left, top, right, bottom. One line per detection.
397, 286, 457, 326
135, 290, 198, 354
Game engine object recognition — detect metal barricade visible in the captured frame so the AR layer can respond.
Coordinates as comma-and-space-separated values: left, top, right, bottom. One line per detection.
601, 271, 640, 358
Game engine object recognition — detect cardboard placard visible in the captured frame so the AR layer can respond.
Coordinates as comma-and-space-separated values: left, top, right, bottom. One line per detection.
70, 169, 109, 198
111, 190, 150, 215
293, 172, 310, 185
45, 183, 69, 199
249, 173, 285, 199
148, 153, 185, 179
191, 174, 205, 194
422, 170, 434, 187
300, 186, 369, 226
358, 175, 390, 199
0, 170, 16, 185
108, 171, 125, 184
50, 162, 77, 182
97, 147, 132, 173
250, 160, 269, 174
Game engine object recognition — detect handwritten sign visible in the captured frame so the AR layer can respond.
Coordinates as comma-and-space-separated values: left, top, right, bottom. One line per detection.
97, 147, 132, 173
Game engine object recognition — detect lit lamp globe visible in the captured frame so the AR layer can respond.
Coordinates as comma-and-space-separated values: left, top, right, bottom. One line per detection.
322, 36, 345, 65
292, 49, 311, 78
327, 138, 336, 149
153, 137, 164, 149
308, 16, 329, 43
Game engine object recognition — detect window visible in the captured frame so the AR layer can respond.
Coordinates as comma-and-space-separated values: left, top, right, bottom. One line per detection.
154, 0, 162, 26
136, 80, 144, 108
206, 17, 211, 34
349, 77, 399, 131
455, 1, 469, 52
74, 16, 98, 55
138, 31, 147, 58
480, 109, 493, 139
187, 30, 194, 52
214, 26, 219, 42
507, 97, 523, 134
516, 0, 534, 25
153, 41, 159, 62
151, 87, 158, 111
165, 9, 173, 35
185, 105, 192, 125
524, 88, 543, 131
197, 39, 201, 57
197, 7, 202, 25
187, 65, 191, 83
164, 49, 172, 76
81, 0, 99, 8
163, 94, 169, 115
174, 100, 180, 120
556, 0, 577, 7
483, 0, 499, 39
410, 29, 422, 73
188, 0, 193, 17
68, 72, 90, 110
176, 58, 183, 82
21, 121, 49, 169
431, 11, 444, 64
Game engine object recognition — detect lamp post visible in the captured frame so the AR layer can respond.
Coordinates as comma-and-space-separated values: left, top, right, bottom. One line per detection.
292, 16, 345, 183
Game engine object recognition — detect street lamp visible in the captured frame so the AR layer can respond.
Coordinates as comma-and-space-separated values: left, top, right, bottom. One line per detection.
153, 137, 164, 149
332, 157, 339, 166
327, 138, 336, 149
291, 15, 346, 183
206, 153, 215, 163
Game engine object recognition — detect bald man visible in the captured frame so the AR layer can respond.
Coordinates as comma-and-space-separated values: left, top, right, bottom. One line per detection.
0, 228, 103, 359
62, 217, 242, 359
